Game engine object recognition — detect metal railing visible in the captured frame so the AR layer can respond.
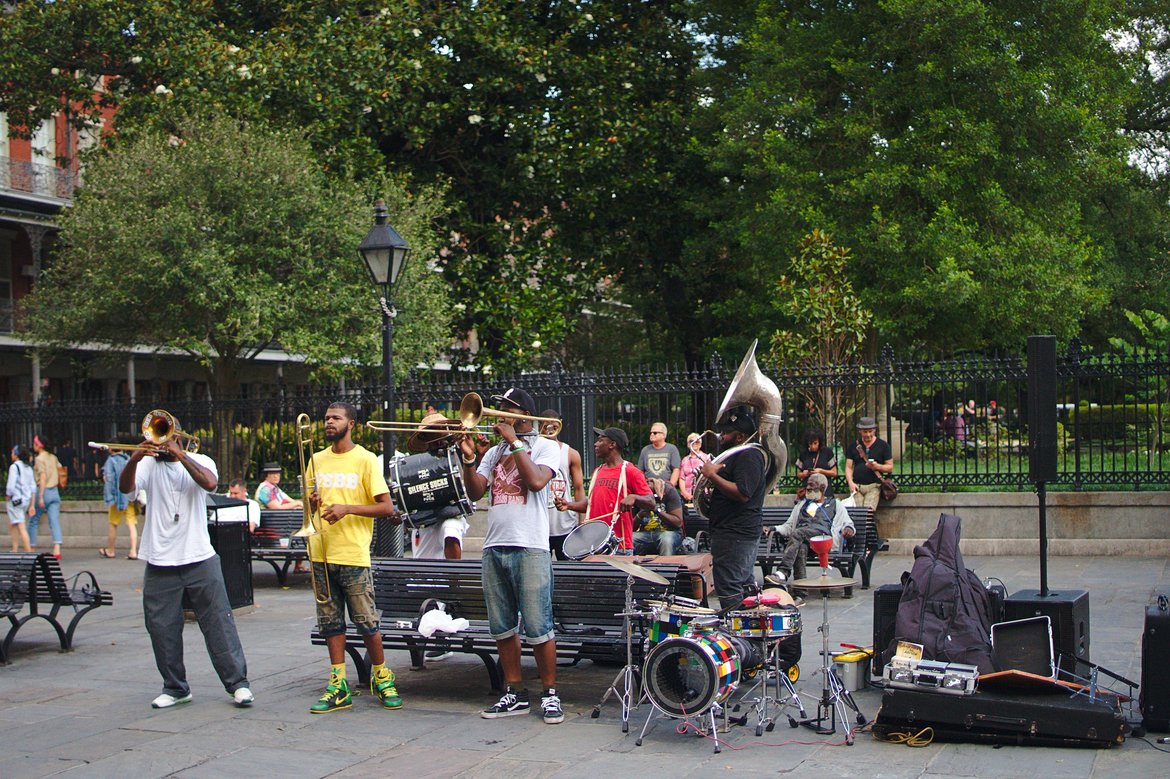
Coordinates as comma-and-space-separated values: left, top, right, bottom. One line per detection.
0, 155, 78, 199
4, 339, 1167, 498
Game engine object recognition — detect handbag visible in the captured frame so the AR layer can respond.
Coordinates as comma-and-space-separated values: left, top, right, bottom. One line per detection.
855, 443, 897, 503
56, 462, 68, 489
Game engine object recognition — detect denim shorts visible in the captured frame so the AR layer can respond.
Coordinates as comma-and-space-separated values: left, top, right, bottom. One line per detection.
481, 546, 555, 643
313, 562, 380, 637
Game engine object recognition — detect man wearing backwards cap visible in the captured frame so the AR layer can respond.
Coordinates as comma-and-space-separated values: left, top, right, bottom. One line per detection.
699, 404, 768, 609
556, 427, 655, 555
461, 386, 565, 725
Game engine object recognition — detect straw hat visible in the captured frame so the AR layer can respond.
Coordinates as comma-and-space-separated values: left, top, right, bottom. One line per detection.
406, 413, 463, 453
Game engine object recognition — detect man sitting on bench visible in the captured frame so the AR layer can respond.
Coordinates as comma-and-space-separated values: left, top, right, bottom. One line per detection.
764, 473, 854, 585
632, 478, 684, 556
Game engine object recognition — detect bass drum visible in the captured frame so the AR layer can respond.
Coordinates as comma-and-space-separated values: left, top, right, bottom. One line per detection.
388, 448, 474, 529
643, 630, 742, 717
561, 520, 619, 560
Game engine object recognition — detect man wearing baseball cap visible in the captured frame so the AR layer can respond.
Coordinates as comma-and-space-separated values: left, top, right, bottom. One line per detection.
461, 387, 565, 724
555, 426, 655, 554
699, 404, 768, 609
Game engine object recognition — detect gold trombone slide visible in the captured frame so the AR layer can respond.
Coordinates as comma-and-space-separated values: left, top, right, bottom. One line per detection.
291, 413, 331, 605
88, 409, 200, 453
365, 392, 562, 438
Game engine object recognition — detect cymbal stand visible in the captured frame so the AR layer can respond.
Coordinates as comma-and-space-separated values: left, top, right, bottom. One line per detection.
591, 573, 645, 732
731, 634, 807, 736
797, 585, 866, 744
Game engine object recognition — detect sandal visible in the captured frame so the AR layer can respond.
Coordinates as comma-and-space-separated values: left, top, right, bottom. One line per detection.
99, 548, 115, 558
126, 554, 139, 560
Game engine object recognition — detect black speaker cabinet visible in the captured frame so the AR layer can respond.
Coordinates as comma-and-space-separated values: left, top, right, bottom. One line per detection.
205, 495, 254, 610
1005, 589, 1089, 668
1026, 335, 1058, 482
1142, 594, 1170, 732
872, 583, 903, 677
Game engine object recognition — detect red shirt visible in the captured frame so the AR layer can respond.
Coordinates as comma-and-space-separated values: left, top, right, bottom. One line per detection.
587, 462, 651, 549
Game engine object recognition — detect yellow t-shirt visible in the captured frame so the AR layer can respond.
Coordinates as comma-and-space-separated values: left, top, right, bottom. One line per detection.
308, 444, 389, 568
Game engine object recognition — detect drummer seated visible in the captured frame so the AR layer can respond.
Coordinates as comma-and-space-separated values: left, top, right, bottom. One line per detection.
632, 478, 685, 557
764, 474, 854, 585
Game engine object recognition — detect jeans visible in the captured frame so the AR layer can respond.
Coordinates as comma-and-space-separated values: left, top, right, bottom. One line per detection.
481, 546, 555, 643
779, 525, 822, 574
29, 486, 61, 546
142, 556, 249, 697
632, 530, 682, 556
710, 533, 760, 608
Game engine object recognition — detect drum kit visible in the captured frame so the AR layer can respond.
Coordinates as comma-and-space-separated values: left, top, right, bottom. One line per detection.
588, 558, 808, 754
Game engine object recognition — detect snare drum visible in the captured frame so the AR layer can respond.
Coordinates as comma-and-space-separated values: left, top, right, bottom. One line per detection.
561, 519, 619, 560
725, 606, 802, 639
647, 602, 719, 647
643, 631, 742, 717
388, 449, 474, 529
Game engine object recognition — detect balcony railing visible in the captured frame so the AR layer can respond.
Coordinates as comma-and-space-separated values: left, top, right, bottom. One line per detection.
0, 155, 77, 200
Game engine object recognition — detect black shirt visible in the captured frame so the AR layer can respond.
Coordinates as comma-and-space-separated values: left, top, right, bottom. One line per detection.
708, 445, 767, 539
848, 438, 892, 486
796, 447, 837, 497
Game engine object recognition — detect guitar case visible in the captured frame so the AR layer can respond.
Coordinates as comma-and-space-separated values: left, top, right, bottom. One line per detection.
874, 686, 1127, 748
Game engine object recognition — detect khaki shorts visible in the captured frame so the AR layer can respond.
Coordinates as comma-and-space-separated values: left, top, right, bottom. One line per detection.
108, 503, 138, 527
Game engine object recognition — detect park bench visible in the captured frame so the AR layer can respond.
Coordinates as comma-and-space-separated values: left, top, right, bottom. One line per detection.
310, 557, 688, 690
0, 552, 113, 663
757, 505, 885, 597
250, 509, 308, 585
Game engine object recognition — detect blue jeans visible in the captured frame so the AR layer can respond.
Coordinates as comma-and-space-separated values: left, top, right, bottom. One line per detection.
481, 546, 555, 643
633, 530, 682, 556
710, 533, 760, 608
29, 486, 61, 546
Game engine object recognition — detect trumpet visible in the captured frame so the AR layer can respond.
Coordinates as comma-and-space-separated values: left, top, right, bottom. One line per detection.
291, 413, 331, 604
88, 409, 200, 453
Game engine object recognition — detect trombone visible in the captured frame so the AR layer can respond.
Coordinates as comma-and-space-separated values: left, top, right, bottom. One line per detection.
88, 409, 200, 453
291, 413, 331, 604
365, 392, 562, 438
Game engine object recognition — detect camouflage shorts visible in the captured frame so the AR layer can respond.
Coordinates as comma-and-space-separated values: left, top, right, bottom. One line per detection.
313, 562, 380, 637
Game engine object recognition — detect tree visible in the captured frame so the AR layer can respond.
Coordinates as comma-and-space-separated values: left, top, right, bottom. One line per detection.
701, 0, 1149, 352
21, 115, 453, 476
0, 0, 701, 368
767, 230, 872, 442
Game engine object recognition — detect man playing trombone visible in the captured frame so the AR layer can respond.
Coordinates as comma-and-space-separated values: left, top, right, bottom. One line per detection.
118, 426, 254, 710
306, 401, 404, 713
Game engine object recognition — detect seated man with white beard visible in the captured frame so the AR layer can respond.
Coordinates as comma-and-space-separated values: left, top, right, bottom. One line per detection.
764, 473, 854, 585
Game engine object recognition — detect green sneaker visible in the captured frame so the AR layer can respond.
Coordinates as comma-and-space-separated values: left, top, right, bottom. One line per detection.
310, 675, 352, 714
372, 667, 403, 709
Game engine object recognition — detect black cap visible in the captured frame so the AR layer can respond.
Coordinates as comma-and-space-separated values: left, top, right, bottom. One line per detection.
593, 426, 629, 452
490, 387, 537, 415
715, 405, 757, 435
261, 462, 282, 473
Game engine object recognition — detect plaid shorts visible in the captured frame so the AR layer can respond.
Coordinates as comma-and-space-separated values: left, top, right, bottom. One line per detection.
313, 562, 380, 637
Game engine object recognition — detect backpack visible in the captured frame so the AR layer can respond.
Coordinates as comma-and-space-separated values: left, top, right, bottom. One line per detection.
884, 513, 995, 673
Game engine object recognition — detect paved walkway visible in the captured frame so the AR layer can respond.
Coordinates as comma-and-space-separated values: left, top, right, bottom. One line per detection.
1, 550, 1168, 778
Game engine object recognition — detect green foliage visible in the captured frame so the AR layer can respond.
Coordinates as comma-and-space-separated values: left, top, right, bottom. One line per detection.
1108, 309, 1170, 355
702, 0, 1139, 351
22, 115, 451, 382
767, 230, 872, 442
0, 0, 700, 368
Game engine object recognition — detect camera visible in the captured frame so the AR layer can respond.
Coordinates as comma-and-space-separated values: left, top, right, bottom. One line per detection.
11, 498, 22, 507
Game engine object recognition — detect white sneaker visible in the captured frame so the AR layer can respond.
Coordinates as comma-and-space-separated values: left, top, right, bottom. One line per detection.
151, 692, 192, 709
233, 687, 254, 707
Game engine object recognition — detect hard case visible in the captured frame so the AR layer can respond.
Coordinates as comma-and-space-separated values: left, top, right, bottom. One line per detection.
873, 686, 1127, 748
1142, 593, 1170, 732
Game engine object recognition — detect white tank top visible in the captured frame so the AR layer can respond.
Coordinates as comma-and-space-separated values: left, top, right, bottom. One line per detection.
548, 441, 578, 536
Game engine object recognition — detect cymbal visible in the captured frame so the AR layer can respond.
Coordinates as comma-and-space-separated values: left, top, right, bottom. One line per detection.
791, 575, 856, 590
601, 557, 671, 586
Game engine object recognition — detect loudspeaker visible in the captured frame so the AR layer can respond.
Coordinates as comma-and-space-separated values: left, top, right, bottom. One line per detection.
1142, 594, 1170, 732
872, 583, 903, 677
1005, 589, 1090, 669
1026, 335, 1058, 482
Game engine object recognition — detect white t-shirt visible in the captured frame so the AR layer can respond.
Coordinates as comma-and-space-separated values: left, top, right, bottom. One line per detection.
547, 441, 578, 537
477, 436, 560, 550
132, 453, 219, 566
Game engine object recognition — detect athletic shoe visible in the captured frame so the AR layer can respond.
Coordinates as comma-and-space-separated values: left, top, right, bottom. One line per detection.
541, 690, 564, 724
764, 571, 788, 586
233, 687, 254, 707
151, 692, 192, 709
371, 668, 404, 709
425, 648, 454, 662
310, 675, 352, 714
481, 687, 529, 718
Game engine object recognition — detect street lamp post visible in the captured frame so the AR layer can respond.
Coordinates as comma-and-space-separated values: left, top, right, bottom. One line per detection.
358, 199, 411, 557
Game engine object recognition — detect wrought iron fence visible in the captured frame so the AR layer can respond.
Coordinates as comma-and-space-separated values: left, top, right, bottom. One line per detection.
3, 340, 1167, 499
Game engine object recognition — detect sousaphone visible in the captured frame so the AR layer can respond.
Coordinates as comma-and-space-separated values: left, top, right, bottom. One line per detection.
693, 339, 787, 519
